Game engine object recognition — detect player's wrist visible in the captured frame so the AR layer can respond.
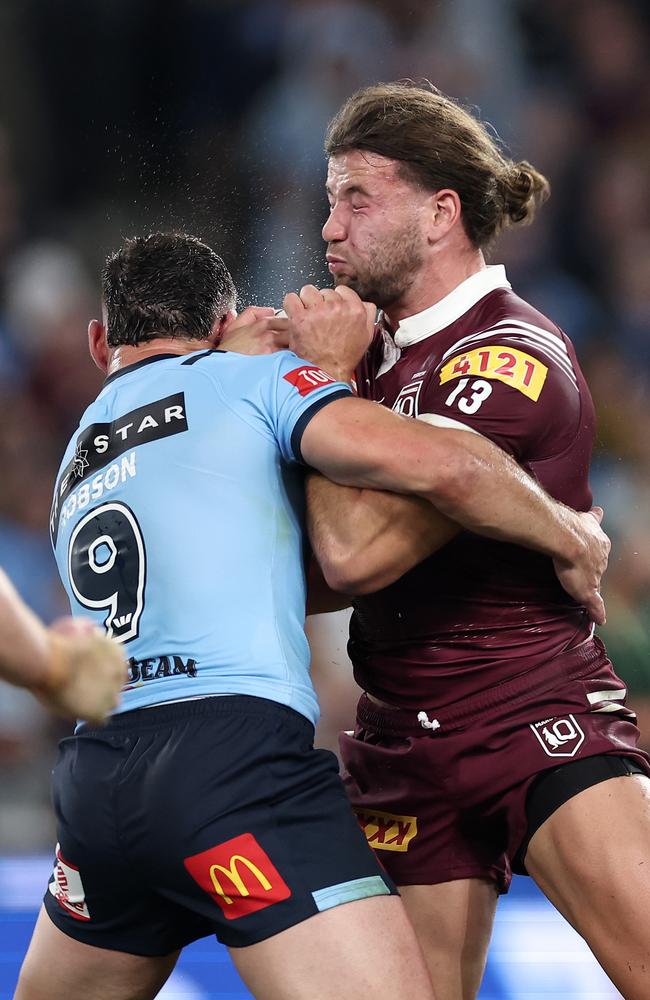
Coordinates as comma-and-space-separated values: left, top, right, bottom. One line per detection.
554, 513, 587, 565
30, 632, 73, 697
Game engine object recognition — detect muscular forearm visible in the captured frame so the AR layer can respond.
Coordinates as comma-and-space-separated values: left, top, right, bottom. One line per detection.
423, 433, 586, 563
307, 473, 458, 594
0, 570, 57, 691
302, 397, 597, 575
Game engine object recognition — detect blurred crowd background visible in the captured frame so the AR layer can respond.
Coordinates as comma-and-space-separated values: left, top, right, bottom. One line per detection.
0, 0, 648, 851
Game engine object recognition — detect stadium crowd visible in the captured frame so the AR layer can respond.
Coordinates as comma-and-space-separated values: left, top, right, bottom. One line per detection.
0, 0, 648, 851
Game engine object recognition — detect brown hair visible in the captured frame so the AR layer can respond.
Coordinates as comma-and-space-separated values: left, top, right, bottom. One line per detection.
325, 81, 550, 249
103, 233, 237, 347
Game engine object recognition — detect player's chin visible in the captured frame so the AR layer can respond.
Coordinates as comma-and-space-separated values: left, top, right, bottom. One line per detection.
332, 272, 359, 293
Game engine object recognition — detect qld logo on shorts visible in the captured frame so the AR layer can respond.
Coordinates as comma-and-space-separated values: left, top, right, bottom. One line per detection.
48, 844, 90, 921
184, 833, 291, 920
530, 715, 585, 758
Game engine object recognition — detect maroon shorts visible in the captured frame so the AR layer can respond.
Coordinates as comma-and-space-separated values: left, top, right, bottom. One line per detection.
340, 638, 650, 893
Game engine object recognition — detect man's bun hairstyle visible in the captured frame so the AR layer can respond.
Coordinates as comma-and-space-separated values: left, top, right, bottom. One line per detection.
326, 81, 550, 249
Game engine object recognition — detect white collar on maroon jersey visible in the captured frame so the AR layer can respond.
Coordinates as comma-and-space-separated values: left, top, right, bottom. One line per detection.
392, 265, 511, 349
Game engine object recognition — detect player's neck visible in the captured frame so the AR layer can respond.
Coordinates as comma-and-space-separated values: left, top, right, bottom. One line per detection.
106, 338, 212, 376
383, 246, 485, 331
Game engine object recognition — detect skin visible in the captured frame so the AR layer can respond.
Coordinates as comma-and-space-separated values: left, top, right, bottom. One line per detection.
215, 287, 609, 624
15, 225, 613, 1000
16, 896, 436, 1000
0, 568, 125, 725
16, 301, 439, 1000
323, 150, 480, 325
293, 150, 648, 1000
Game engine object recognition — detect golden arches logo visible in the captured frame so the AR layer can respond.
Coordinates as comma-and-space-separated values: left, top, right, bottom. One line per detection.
209, 855, 273, 905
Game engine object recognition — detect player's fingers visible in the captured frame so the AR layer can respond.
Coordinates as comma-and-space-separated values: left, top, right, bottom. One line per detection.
299, 285, 325, 307
363, 301, 377, 327
319, 288, 340, 301
254, 317, 290, 347
243, 306, 276, 319
245, 317, 288, 335
226, 306, 275, 331
256, 329, 289, 354
282, 291, 304, 318
49, 616, 96, 637
271, 328, 290, 349
332, 285, 364, 305
88, 638, 127, 678
267, 315, 289, 332
586, 590, 606, 626
589, 506, 604, 524
82, 687, 115, 725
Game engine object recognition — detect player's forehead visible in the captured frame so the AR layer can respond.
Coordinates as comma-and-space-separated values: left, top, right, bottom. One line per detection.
326, 150, 404, 200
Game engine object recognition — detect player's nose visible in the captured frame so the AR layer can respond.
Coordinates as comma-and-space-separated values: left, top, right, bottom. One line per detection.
322, 207, 346, 243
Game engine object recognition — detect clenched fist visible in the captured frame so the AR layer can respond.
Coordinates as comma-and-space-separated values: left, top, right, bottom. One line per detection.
35, 618, 127, 724
283, 285, 376, 383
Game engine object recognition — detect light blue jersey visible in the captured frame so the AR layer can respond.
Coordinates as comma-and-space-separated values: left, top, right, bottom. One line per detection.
50, 349, 351, 724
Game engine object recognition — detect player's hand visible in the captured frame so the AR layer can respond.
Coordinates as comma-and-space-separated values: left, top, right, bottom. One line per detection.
219, 306, 289, 355
553, 507, 610, 625
283, 285, 376, 382
35, 618, 127, 724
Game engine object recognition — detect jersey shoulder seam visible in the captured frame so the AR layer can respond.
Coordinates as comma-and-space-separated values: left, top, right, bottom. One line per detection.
436, 319, 579, 392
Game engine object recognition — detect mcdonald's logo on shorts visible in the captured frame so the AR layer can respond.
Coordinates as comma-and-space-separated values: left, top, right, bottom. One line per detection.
184, 833, 291, 919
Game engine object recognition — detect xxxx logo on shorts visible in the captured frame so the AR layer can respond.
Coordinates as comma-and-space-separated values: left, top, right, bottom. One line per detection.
184, 832, 291, 919
354, 808, 418, 852
530, 715, 585, 758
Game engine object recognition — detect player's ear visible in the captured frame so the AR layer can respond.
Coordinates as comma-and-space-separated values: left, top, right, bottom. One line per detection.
211, 308, 237, 347
427, 188, 462, 244
88, 318, 109, 373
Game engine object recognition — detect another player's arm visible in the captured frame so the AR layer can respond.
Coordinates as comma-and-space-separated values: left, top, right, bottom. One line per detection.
299, 396, 609, 623
284, 285, 608, 621
0, 568, 126, 723
306, 556, 352, 615
306, 472, 458, 595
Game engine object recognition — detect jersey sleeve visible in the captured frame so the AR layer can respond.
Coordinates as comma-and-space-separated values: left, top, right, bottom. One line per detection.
264, 352, 353, 463
418, 336, 582, 463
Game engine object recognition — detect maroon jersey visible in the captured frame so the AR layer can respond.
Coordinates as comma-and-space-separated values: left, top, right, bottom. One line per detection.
351, 265, 596, 709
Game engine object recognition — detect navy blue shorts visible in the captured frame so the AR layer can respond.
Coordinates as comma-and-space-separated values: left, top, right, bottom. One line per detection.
44, 695, 395, 953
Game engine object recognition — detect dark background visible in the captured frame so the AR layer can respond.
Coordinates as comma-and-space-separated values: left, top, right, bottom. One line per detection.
0, 0, 648, 852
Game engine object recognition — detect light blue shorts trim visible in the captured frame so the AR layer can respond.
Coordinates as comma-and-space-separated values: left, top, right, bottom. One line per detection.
312, 875, 391, 912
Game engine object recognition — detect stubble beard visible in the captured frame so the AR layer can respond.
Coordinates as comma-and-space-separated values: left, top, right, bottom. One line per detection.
332, 227, 424, 309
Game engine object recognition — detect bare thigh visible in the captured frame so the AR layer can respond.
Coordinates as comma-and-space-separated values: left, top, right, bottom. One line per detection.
13, 906, 179, 1000
231, 894, 436, 1000
394, 881, 497, 1000
526, 774, 650, 1000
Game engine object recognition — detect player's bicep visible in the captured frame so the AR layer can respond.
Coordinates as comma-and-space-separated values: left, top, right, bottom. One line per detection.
300, 396, 404, 483
299, 395, 459, 494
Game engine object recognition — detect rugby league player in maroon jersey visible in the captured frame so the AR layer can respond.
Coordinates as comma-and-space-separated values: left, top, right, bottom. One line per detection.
285, 83, 650, 1000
